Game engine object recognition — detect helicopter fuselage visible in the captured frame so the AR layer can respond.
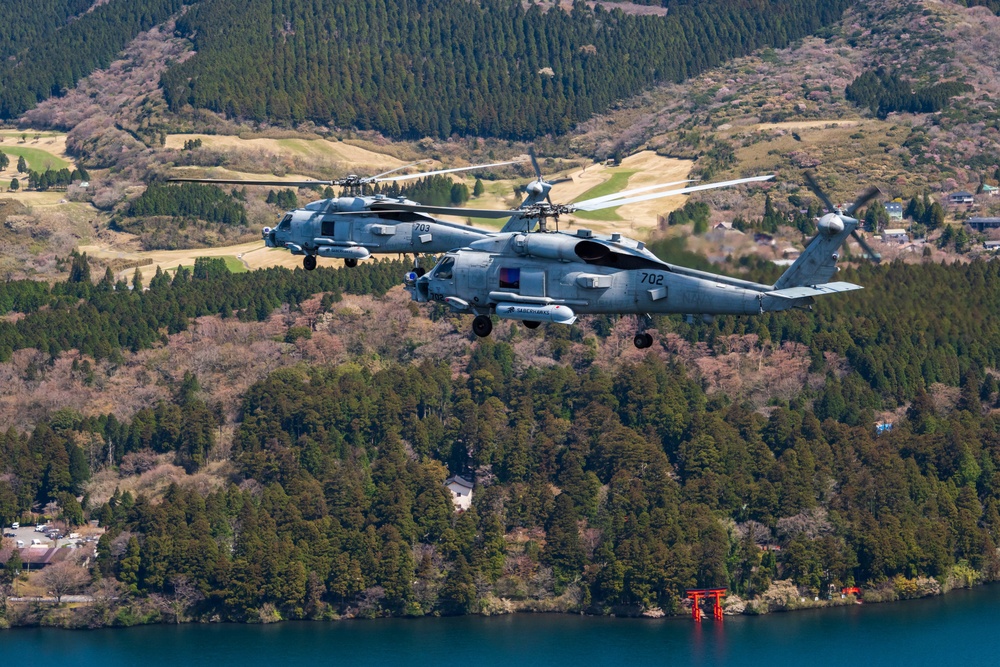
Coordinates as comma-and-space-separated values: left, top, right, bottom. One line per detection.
407, 232, 805, 321
264, 195, 494, 265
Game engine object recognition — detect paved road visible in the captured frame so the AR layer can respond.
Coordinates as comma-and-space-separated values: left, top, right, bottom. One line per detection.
8, 595, 95, 604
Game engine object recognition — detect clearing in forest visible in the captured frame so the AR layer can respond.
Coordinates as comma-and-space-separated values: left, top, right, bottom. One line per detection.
0, 130, 74, 193
164, 134, 408, 172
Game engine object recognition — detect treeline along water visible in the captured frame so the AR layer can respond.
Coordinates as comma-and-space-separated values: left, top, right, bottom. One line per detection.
2, 585, 1000, 666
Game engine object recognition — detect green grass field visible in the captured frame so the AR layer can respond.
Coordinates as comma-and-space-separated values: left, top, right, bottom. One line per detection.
168, 256, 248, 274
0, 146, 70, 172
569, 170, 635, 222
222, 255, 248, 273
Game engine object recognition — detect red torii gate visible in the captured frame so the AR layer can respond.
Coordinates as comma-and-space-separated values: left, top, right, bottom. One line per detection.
842, 586, 862, 598
686, 588, 727, 621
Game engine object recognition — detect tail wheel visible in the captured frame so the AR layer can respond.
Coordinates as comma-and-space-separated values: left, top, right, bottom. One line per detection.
633, 332, 653, 349
523, 321, 540, 329
303, 255, 317, 271
344, 258, 358, 268
472, 315, 493, 338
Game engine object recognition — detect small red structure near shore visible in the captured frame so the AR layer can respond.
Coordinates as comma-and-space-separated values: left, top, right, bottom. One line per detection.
686, 588, 727, 621
842, 586, 862, 599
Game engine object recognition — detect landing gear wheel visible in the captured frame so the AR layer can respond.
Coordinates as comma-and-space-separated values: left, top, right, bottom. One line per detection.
472, 315, 493, 338
344, 258, 358, 268
633, 332, 653, 349
303, 255, 317, 271
523, 320, 541, 330
414, 267, 426, 277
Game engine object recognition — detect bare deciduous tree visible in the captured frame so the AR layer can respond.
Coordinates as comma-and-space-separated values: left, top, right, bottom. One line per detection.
41, 558, 90, 603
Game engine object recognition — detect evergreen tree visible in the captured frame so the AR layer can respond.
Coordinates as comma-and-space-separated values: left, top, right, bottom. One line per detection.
543, 493, 584, 585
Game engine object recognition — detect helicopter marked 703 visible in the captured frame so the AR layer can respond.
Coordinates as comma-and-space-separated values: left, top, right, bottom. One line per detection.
169, 159, 531, 270
404, 173, 882, 348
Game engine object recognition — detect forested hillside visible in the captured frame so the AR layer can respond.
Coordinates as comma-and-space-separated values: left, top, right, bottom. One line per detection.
3, 256, 1000, 623
125, 183, 248, 226
160, 0, 850, 138
0, 0, 94, 61
0, 0, 188, 119
0, 256, 403, 361
13, 349, 999, 621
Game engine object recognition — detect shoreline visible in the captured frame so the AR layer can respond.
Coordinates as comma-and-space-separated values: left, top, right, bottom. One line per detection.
2, 576, 993, 632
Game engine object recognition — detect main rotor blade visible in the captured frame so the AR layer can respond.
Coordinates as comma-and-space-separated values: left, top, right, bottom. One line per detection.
167, 177, 335, 187
575, 175, 774, 211
575, 179, 696, 207
370, 160, 432, 179
326, 209, 420, 215
845, 186, 882, 217
369, 202, 519, 219
851, 229, 882, 263
803, 171, 837, 213
378, 159, 525, 183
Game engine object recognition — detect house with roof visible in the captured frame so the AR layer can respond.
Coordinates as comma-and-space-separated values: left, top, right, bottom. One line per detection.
949, 191, 975, 205
444, 475, 474, 511
17, 545, 77, 570
982, 184, 998, 197
968, 217, 1000, 232
883, 229, 908, 243
885, 202, 903, 220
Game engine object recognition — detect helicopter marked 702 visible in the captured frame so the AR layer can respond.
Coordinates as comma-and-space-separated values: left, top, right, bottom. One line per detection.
169, 159, 531, 270
404, 174, 882, 349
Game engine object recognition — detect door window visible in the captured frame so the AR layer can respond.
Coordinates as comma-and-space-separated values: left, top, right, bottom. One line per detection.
434, 257, 455, 280
499, 267, 520, 289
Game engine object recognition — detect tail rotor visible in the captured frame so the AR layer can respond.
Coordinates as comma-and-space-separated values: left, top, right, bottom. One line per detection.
803, 171, 883, 263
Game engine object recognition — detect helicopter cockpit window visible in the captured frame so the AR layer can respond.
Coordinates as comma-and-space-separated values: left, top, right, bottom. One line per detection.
278, 214, 292, 231
499, 267, 520, 289
434, 257, 455, 280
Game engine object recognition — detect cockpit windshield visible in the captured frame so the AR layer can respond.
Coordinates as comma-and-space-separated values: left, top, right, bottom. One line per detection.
433, 256, 455, 280
278, 214, 292, 231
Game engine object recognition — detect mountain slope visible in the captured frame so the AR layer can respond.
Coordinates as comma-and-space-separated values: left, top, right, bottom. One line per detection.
159, 0, 850, 139
0, 0, 188, 119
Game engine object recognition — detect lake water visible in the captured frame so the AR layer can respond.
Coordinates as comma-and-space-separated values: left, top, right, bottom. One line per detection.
3, 585, 999, 666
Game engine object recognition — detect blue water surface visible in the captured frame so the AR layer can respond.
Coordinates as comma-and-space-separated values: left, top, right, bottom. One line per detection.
3, 584, 998, 666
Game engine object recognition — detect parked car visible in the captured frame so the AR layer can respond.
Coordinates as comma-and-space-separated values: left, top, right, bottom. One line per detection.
11, 522, 19, 529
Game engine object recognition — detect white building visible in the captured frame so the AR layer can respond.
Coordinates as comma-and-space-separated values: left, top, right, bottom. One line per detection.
883, 229, 908, 243
444, 476, 474, 511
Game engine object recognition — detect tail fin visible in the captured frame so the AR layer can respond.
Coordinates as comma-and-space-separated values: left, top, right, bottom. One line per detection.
774, 214, 858, 289
499, 180, 551, 233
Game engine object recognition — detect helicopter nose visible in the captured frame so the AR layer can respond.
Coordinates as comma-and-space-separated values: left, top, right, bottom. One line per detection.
262, 226, 277, 246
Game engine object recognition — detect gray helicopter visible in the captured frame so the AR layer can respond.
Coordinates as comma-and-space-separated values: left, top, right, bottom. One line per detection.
169, 159, 528, 270
402, 174, 880, 348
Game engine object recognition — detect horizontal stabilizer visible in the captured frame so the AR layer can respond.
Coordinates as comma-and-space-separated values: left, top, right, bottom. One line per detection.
768, 281, 863, 299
